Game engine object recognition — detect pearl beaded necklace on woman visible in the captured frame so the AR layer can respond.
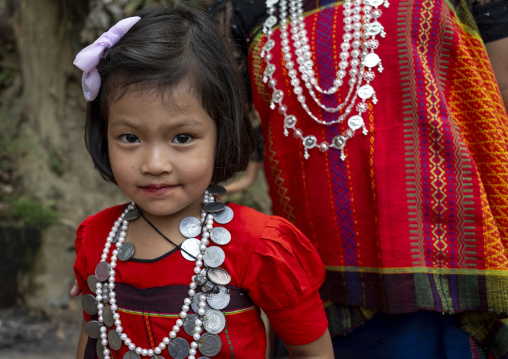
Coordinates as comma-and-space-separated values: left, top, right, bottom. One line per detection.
261, 0, 389, 160
95, 190, 218, 359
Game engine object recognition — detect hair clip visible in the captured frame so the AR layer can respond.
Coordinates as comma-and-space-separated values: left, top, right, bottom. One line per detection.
73, 16, 141, 102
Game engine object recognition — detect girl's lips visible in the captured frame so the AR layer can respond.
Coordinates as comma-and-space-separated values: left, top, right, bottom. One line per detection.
139, 184, 176, 194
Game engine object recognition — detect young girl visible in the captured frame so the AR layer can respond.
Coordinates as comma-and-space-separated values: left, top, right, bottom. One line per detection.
73, 6, 333, 359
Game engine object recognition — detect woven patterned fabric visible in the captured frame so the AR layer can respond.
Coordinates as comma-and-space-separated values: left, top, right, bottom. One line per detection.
249, 0, 508, 356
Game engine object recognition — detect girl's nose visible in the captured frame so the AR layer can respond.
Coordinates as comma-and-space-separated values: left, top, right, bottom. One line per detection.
140, 144, 172, 176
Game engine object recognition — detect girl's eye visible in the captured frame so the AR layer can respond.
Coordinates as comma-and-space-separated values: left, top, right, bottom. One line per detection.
173, 134, 193, 144
120, 134, 139, 143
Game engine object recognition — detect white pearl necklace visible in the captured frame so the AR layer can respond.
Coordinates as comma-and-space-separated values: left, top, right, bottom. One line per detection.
95, 191, 217, 359
262, 0, 389, 160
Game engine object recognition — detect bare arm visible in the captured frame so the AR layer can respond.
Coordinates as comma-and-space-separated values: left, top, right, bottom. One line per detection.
77, 318, 87, 359
285, 329, 334, 359
485, 37, 508, 112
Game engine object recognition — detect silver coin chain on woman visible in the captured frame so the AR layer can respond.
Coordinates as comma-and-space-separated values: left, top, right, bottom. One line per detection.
82, 187, 235, 359
262, 0, 389, 160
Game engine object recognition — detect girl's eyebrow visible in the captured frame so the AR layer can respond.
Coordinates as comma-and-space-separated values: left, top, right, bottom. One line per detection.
109, 118, 206, 128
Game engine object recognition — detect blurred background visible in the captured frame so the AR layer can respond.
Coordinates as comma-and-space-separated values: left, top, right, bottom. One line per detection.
0, 0, 271, 357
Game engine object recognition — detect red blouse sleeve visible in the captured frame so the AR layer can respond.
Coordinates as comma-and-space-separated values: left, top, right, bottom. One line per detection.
241, 216, 328, 346
74, 216, 94, 321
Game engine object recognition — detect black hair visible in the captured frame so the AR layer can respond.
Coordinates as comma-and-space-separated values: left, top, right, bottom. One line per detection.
84, 6, 254, 184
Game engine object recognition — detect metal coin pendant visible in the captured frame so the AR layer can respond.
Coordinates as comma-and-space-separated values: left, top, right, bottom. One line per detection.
206, 286, 230, 310
118, 242, 135, 261
366, 21, 383, 37
367, 0, 384, 6
364, 53, 381, 68
183, 313, 198, 336
87, 274, 100, 293
124, 206, 141, 221
213, 206, 234, 224
203, 309, 226, 334
95, 261, 110, 281
203, 202, 226, 213
207, 184, 227, 196
203, 246, 226, 267
348, 115, 364, 131
123, 351, 141, 359
103, 304, 115, 327
168, 337, 190, 359
96, 339, 105, 359
207, 267, 231, 286
81, 294, 98, 315
181, 238, 201, 261
191, 292, 211, 313
85, 320, 102, 339
210, 227, 231, 245
358, 85, 374, 100
108, 329, 123, 351
179, 217, 202, 238
198, 333, 222, 357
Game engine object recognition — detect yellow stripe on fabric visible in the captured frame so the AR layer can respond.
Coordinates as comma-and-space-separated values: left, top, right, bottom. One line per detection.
117, 306, 256, 318
325, 265, 508, 276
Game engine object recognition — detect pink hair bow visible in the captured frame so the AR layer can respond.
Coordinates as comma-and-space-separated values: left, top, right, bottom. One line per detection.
73, 16, 141, 102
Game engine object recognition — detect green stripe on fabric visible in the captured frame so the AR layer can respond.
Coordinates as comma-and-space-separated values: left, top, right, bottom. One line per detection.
414, 273, 435, 309
458, 275, 480, 310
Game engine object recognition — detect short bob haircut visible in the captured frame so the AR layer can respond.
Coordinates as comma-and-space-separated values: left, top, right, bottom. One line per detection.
84, 6, 254, 184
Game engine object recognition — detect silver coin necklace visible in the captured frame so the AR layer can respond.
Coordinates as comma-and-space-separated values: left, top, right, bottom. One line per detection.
262, 0, 389, 160
83, 185, 235, 359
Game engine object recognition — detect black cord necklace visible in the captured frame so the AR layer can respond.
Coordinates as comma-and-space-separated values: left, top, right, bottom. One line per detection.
140, 210, 198, 260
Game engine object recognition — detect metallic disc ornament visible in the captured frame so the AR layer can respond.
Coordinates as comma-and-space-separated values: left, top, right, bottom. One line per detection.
367, 0, 384, 6
124, 206, 141, 221
95, 261, 110, 281
198, 333, 222, 357
181, 238, 201, 261
85, 320, 102, 339
358, 85, 374, 100
203, 202, 226, 213
203, 309, 226, 334
123, 351, 141, 359
348, 115, 364, 131
206, 286, 230, 310
96, 339, 105, 359
210, 227, 231, 245
207, 267, 231, 286
81, 294, 98, 315
179, 217, 202, 238
183, 313, 198, 336
364, 53, 381, 68
108, 329, 123, 351
207, 184, 227, 196
213, 206, 234, 225
118, 242, 135, 261
203, 246, 226, 267
168, 337, 190, 359
103, 304, 115, 327
87, 274, 101, 293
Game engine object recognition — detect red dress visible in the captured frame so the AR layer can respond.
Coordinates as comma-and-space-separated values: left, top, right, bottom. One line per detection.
74, 203, 327, 358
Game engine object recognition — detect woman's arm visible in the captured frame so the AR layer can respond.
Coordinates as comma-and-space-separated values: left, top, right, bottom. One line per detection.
485, 37, 508, 112
77, 318, 87, 359
285, 329, 334, 359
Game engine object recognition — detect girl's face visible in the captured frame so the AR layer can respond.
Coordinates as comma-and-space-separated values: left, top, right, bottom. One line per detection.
107, 84, 217, 220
